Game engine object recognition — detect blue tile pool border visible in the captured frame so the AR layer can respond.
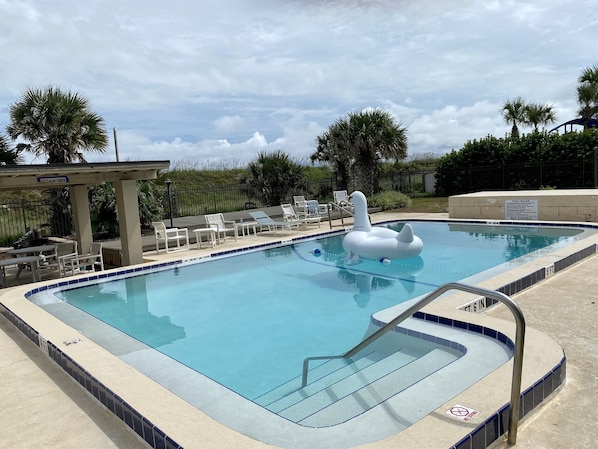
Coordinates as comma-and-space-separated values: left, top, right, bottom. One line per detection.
0, 302, 183, 449
5, 219, 590, 449
408, 310, 566, 449
451, 356, 566, 449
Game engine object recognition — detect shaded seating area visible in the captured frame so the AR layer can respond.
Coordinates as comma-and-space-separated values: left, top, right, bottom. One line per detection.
249, 211, 300, 234
0, 238, 96, 286
152, 221, 190, 253
6, 243, 56, 281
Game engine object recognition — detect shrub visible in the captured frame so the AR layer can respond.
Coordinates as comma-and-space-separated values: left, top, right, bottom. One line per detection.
367, 191, 411, 210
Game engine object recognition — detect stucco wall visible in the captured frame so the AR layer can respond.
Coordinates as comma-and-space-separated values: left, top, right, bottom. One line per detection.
448, 190, 598, 222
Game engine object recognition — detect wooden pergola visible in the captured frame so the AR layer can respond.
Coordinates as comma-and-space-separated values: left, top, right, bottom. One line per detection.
0, 161, 170, 266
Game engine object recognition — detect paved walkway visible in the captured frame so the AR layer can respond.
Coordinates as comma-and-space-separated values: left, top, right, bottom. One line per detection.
486, 254, 597, 448
0, 314, 148, 449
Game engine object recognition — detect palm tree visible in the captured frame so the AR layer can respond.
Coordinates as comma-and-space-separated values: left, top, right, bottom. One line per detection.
579, 64, 598, 85
6, 86, 108, 236
7, 86, 108, 163
347, 109, 407, 196
577, 64, 598, 129
524, 103, 556, 131
577, 84, 597, 129
312, 109, 407, 196
502, 97, 527, 138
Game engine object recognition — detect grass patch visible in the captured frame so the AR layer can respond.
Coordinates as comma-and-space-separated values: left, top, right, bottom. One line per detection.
397, 196, 448, 213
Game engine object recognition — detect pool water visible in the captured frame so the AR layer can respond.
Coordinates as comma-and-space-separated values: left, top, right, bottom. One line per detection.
49, 222, 582, 401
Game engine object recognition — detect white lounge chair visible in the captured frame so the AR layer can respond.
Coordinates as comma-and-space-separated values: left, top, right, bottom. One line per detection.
249, 211, 300, 234
153, 221, 190, 253
282, 203, 321, 229
204, 213, 238, 244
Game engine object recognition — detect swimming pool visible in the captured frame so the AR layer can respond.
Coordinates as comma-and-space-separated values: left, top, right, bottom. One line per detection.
26, 220, 589, 448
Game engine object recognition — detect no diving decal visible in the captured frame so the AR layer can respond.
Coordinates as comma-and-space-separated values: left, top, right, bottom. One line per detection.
446, 404, 479, 422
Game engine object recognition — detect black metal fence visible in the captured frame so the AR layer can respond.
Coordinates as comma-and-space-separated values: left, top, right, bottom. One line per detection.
436, 160, 595, 196
166, 177, 343, 218
0, 198, 74, 246
162, 171, 434, 219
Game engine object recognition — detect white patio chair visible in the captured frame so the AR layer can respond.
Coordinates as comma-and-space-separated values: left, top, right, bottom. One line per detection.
293, 195, 307, 206
204, 213, 238, 244
152, 221, 190, 253
294, 195, 327, 215
333, 190, 354, 215
282, 203, 321, 229
41, 240, 78, 277
60, 242, 105, 277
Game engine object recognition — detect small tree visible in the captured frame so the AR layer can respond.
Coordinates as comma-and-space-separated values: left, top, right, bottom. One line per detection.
245, 151, 305, 206
88, 181, 162, 238
0, 134, 22, 165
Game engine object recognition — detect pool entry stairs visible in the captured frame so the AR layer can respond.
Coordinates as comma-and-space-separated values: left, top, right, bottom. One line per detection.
254, 281, 525, 443
254, 346, 457, 426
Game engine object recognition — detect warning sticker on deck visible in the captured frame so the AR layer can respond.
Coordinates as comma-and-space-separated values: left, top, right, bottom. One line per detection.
446, 404, 479, 422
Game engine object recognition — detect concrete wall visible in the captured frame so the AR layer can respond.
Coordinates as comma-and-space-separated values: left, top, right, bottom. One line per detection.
449, 189, 598, 222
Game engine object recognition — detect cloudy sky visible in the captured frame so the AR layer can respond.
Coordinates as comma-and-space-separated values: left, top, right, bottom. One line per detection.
0, 0, 596, 167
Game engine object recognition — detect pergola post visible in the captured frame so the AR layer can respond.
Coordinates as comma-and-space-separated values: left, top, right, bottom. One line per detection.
70, 184, 93, 254
114, 179, 144, 266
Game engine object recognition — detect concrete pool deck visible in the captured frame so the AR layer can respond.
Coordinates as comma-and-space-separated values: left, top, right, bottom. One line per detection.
1, 212, 596, 448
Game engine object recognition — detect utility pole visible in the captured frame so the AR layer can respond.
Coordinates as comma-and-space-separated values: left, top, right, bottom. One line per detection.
113, 127, 120, 162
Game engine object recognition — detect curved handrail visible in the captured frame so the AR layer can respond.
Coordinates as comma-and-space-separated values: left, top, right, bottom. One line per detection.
326, 202, 354, 228
301, 282, 525, 445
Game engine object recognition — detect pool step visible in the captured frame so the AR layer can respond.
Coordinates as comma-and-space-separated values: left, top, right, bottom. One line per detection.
266, 348, 456, 426
254, 349, 408, 408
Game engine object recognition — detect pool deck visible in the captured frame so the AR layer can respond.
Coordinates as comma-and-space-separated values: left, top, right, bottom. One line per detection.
1, 211, 596, 448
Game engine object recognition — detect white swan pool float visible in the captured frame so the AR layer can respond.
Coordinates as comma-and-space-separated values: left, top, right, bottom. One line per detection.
342, 191, 423, 261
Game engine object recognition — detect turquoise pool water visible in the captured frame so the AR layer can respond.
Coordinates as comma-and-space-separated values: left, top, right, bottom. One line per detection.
49, 222, 582, 400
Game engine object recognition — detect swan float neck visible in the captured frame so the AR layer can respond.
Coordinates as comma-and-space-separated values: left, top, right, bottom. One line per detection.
352, 192, 372, 232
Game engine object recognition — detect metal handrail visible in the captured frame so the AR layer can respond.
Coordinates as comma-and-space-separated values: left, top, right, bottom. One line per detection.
326, 202, 354, 228
301, 282, 525, 445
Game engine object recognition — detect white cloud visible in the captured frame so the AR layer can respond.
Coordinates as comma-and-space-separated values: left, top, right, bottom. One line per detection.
213, 115, 246, 133
1, 0, 597, 168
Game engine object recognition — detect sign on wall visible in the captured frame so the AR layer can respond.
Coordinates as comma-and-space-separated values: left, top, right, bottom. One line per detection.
505, 199, 539, 220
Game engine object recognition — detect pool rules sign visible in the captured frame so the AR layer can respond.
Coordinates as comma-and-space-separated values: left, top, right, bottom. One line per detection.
505, 199, 538, 220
